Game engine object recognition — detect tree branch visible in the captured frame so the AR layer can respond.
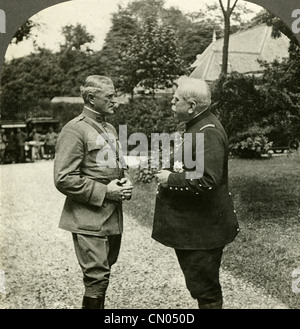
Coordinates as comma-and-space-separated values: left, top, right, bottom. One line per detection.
219, 0, 226, 16
230, 0, 238, 15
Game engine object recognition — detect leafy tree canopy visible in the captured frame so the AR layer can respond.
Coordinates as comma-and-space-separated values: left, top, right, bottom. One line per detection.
60, 23, 95, 52
11, 19, 36, 44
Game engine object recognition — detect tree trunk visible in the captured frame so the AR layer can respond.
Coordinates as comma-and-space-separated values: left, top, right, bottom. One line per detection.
221, 14, 230, 76
219, 0, 238, 77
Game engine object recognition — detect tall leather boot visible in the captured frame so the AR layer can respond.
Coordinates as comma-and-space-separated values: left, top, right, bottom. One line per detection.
82, 295, 105, 309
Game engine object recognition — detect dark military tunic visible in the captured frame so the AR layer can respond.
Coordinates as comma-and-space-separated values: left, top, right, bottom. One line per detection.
152, 109, 239, 250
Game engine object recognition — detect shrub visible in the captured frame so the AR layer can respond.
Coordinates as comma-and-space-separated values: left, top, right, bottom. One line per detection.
110, 95, 180, 141
210, 72, 263, 140
230, 129, 273, 159
135, 167, 158, 183
133, 150, 161, 184
51, 102, 83, 127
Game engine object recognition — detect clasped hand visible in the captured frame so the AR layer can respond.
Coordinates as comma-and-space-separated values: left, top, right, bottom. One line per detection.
106, 178, 134, 202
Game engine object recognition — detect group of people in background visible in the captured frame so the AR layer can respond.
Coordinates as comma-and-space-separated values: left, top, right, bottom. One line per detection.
0, 127, 58, 164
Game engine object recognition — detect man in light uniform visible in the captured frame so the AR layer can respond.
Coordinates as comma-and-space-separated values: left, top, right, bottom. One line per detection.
54, 75, 133, 309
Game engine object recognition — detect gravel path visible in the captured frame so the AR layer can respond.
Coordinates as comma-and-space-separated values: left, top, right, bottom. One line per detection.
0, 162, 289, 309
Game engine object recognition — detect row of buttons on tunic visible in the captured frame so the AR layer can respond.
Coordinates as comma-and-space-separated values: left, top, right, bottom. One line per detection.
162, 188, 237, 214
156, 190, 238, 216
168, 184, 214, 194
156, 186, 239, 230
228, 192, 237, 214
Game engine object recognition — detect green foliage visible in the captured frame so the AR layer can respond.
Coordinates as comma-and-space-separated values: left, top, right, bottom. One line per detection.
1, 0, 258, 122
119, 22, 186, 94
230, 131, 273, 159
60, 24, 95, 51
211, 43, 300, 156
110, 96, 179, 140
102, 0, 227, 92
256, 47, 300, 146
178, 21, 222, 66
128, 0, 165, 21
111, 0, 188, 94
210, 72, 263, 140
251, 10, 299, 47
58, 24, 98, 74
209, 11, 300, 155
135, 167, 158, 183
0, 24, 105, 120
100, 7, 138, 89
51, 102, 83, 128
134, 149, 162, 183
0, 49, 63, 119
11, 19, 35, 44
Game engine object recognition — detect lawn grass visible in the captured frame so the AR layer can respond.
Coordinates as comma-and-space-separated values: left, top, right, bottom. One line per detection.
123, 155, 300, 309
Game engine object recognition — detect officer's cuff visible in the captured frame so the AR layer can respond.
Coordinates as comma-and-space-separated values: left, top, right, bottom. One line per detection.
167, 172, 187, 188
88, 181, 107, 207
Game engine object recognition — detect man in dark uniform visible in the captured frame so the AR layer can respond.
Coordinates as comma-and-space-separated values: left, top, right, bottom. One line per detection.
153, 76, 239, 309
54, 75, 133, 309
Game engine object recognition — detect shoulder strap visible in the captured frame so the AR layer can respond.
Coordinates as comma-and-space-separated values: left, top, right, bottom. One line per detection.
199, 124, 216, 131
82, 116, 127, 168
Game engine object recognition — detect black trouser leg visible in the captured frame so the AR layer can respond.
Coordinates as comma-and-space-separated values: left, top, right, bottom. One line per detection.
175, 247, 224, 309
82, 295, 105, 309
197, 298, 223, 309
